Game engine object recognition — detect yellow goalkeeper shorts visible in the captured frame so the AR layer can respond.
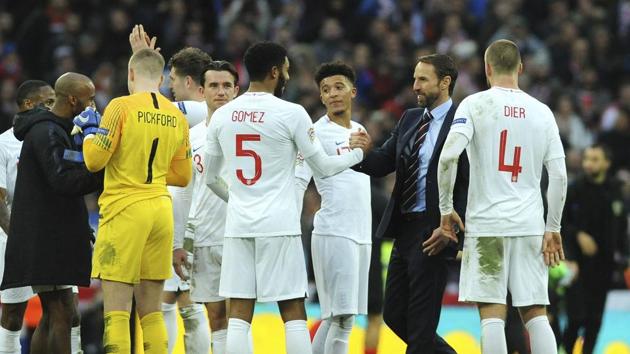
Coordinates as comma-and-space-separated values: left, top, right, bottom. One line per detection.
92, 196, 173, 284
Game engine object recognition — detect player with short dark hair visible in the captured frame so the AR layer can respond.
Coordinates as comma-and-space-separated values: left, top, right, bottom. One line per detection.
205, 41, 368, 354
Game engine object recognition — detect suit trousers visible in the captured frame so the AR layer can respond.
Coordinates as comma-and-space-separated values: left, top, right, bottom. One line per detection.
383, 215, 455, 354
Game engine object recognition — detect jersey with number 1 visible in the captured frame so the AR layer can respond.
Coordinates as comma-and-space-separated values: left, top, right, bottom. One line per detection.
206, 92, 321, 238
450, 87, 564, 237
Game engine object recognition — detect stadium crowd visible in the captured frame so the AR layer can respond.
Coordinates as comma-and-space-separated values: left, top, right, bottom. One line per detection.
0, 0, 629, 353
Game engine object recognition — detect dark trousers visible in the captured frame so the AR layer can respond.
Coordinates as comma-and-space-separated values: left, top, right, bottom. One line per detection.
562, 273, 609, 354
383, 216, 455, 354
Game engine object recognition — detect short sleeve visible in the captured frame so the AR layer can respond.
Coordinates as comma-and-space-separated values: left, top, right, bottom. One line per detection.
449, 97, 474, 142
206, 116, 222, 157
545, 112, 566, 162
291, 107, 320, 159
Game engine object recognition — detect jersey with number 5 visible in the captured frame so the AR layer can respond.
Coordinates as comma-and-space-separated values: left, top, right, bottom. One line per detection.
94, 92, 191, 224
206, 92, 320, 238
449, 87, 564, 236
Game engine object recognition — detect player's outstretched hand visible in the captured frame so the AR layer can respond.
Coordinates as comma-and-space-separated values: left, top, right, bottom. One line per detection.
439, 211, 464, 243
72, 107, 101, 146
543, 231, 565, 267
422, 227, 453, 256
129, 24, 160, 53
173, 248, 191, 281
349, 128, 372, 154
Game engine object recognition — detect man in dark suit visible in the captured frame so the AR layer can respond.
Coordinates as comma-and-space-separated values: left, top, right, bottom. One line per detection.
350, 54, 469, 353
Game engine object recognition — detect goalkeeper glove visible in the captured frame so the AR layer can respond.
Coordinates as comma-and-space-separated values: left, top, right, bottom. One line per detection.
72, 107, 102, 145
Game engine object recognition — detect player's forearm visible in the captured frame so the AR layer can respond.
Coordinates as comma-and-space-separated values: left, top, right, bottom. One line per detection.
166, 158, 192, 187
438, 132, 469, 215
205, 154, 229, 202
305, 148, 363, 178
83, 137, 112, 172
295, 176, 309, 216
0, 190, 10, 234
545, 158, 568, 232
169, 180, 193, 249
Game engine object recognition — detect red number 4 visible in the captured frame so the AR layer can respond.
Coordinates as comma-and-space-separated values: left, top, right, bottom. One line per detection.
498, 130, 522, 182
236, 134, 262, 185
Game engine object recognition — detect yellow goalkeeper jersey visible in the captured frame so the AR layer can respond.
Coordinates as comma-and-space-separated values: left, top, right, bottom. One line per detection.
84, 91, 192, 224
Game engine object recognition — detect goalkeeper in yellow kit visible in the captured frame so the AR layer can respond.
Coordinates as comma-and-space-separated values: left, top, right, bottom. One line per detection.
77, 48, 192, 353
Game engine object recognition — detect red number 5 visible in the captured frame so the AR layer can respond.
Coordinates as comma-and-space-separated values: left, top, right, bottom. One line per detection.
236, 134, 262, 185
498, 130, 522, 182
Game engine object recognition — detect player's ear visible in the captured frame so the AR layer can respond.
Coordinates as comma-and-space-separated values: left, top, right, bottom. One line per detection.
158, 74, 164, 88
351, 86, 357, 99
234, 85, 240, 96
517, 62, 524, 75
271, 66, 279, 80
441, 76, 451, 92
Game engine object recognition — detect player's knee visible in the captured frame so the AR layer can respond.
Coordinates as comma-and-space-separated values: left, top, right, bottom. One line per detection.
206, 303, 227, 324
0, 303, 28, 330
278, 298, 306, 321
518, 305, 546, 324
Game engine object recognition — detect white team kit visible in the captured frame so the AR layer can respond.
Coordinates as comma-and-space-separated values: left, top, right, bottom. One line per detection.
450, 87, 565, 306
0, 128, 36, 304
207, 92, 362, 302
169, 121, 227, 302
295, 116, 371, 318
164, 100, 209, 292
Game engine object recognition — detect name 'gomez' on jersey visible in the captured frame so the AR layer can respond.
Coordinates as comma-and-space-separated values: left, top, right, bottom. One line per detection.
450, 87, 565, 237
206, 92, 321, 238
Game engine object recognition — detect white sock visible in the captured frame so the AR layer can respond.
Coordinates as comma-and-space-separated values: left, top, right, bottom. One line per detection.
71, 325, 82, 354
248, 328, 254, 352
312, 319, 331, 354
481, 318, 507, 354
0, 326, 21, 354
325, 315, 354, 354
284, 320, 312, 354
212, 329, 227, 354
226, 318, 252, 354
162, 302, 178, 354
525, 316, 558, 354
180, 304, 211, 354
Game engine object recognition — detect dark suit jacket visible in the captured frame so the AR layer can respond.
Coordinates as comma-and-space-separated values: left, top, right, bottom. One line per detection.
354, 105, 469, 244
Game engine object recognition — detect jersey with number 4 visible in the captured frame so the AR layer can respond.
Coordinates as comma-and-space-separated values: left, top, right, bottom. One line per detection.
206, 92, 321, 238
450, 87, 564, 236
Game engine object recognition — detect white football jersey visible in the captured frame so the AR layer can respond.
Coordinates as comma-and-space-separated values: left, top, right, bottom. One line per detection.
295, 116, 371, 244
172, 100, 208, 128
0, 128, 21, 238
450, 87, 565, 236
186, 122, 227, 246
206, 92, 322, 238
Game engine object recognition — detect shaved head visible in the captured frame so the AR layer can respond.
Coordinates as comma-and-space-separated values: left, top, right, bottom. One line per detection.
52, 72, 96, 118
54, 72, 94, 98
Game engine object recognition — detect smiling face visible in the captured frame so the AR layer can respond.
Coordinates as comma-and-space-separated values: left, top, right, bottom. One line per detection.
203, 70, 239, 111
412, 61, 442, 109
319, 74, 356, 117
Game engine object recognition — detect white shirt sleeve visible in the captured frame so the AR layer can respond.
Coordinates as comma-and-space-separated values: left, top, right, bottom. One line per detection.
448, 97, 475, 142
294, 152, 312, 216
544, 157, 567, 232
292, 108, 363, 177
205, 153, 229, 202
544, 112, 566, 162
438, 132, 469, 215
0, 147, 8, 190
172, 101, 208, 128
169, 177, 194, 250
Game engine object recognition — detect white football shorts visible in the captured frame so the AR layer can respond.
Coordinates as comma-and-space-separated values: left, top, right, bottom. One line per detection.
459, 235, 549, 307
190, 245, 224, 303
219, 236, 308, 302
311, 234, 370, 318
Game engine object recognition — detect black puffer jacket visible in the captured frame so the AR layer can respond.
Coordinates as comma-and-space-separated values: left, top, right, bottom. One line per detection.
1, 108, 101, 289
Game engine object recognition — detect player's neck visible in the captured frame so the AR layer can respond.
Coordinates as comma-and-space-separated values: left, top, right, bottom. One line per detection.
247, 81, 275, 94
131, 83, 160, 94
205, 108, 215, 126
591, 172, 607, 184
328, 110, 352, 129
490, 75, 519, 90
